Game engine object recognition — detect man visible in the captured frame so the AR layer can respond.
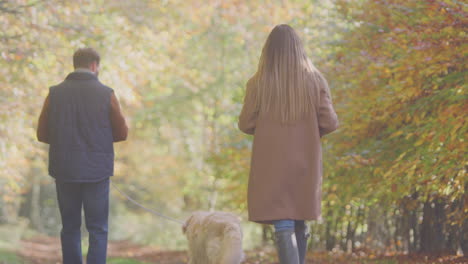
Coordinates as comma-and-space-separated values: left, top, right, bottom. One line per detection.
37, 48, 128, 264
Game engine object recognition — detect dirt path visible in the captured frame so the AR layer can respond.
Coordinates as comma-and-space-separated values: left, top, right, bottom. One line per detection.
17, 235, 468, 264
18, 236, 187, 264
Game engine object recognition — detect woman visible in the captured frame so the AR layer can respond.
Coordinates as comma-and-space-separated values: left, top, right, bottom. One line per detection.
238, 24, 339, 264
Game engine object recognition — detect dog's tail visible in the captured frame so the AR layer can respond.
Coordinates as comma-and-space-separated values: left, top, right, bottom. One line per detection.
220, 225, 245, 264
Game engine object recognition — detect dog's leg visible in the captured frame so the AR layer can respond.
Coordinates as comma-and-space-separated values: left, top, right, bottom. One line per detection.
219, 228, 244, 264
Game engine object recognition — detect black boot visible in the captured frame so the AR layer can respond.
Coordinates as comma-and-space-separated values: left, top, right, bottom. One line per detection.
274, 229, 300, 264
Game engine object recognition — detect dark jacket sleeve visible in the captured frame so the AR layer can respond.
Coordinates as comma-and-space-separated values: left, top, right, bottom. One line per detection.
110, 92, 128, 142
317, 76, 339, 137
37, 94, 50, 144
238, 78, 258, 135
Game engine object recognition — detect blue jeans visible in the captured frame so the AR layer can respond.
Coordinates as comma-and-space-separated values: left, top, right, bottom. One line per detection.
56, 178, 109, 264
273, 219, 306, 232
273, 220, 309, 264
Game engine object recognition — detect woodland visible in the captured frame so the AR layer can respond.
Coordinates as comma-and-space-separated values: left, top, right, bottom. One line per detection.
0, 0, 466, 263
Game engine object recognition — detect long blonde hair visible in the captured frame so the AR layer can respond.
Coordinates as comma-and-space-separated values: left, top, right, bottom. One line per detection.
247, 24, 326, 123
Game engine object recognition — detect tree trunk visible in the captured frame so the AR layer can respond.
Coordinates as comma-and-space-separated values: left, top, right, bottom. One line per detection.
460, 182, 468, 256
325, 203, 336, 251
351, 206, 364, 252
444, 197, 461, 255
393, 207, 401, 252
325, 219, 334, 250
461, 214, 468, 256
262, 224, 273, 245
30, 165, 45, 232
402, 204, 410, 253
420, 197, 446, 254
345, 205, 355, 253
409, 205, 418, 253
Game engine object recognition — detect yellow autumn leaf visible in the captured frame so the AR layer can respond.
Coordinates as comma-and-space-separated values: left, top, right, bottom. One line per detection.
395, 152, 407, 162
414, 139, 425, 146
390, 130, 404, 138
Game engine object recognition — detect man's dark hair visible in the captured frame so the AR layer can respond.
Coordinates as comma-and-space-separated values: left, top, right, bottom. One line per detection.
73, 48, 100, 69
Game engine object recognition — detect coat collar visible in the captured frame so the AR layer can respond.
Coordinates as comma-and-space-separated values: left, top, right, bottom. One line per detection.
65, 71, 98, 81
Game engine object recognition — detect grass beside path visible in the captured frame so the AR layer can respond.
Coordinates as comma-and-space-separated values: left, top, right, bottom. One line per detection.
0, 250, 148, 264
0, 249, 23, 264
107, 258, 148, 264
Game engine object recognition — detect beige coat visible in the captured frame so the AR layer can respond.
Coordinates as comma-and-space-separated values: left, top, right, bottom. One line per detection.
238, 75, 338, 224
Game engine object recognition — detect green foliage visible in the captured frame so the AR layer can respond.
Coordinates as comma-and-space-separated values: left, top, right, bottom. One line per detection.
329, 0, 466, 220
318, 0, 466, 252
108, 258, 148, 264
0, 250, 24, 264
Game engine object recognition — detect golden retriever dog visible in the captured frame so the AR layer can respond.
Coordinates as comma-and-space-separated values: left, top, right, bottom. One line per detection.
182, 211, 244, 264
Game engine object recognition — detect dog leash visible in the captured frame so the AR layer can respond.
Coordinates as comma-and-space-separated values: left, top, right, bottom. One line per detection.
110, 180, 185, 225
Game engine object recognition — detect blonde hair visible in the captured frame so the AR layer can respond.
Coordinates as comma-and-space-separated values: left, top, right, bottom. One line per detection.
247, 24, 326, 123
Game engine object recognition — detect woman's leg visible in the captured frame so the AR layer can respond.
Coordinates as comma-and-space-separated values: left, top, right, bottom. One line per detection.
272, 220, 299, 264
294, 220, 310, 264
